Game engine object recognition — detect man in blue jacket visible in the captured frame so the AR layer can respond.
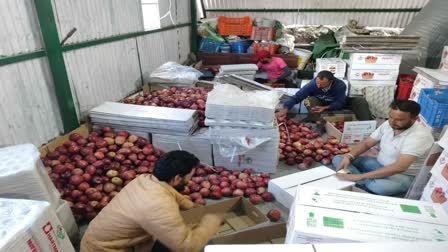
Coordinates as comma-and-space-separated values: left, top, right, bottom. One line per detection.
277, 71, 372, 121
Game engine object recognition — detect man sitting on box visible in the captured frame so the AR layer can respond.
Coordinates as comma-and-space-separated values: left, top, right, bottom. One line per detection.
276, 70, 372, 121
333, 100, 434, 196
81, 150, 222, 252
254, 50, 292, 86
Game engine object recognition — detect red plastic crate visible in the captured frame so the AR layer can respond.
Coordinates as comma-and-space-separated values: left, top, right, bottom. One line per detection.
396, 74, 416, 100
250, 27, 275, 41
217, 16, 253, 36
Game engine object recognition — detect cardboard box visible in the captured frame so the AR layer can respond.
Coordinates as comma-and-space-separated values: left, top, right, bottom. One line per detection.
152, 128, 213, 166
181, 197, 268, 237
406, 142, 444, 200
427, 149, 448, 182
205, 244, 314, 252
315, 241, 448, 252
347, 68, 399, 81
56, 200, 79, 243
296, 186, 448, 224
316, 58, 346, 78
409, 73, 437, 101
421, 175, 448, 212
210, 223, 286, 244
349, 53, 402, 65
285, 204, 448, 244
324, 115, 377, 144
268, 166, 355, 209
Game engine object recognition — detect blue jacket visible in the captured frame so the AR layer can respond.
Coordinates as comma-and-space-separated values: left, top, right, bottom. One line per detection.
283, 77, 347, 110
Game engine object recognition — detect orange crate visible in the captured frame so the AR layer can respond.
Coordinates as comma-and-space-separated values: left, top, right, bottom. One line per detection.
251, 27, 275, 41
218, 16, 253, 36
253, 43, 279, 55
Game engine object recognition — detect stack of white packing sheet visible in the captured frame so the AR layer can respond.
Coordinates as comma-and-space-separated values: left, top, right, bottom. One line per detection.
285, 185, 448, 244
205, 84, 281, 124
152, 128, 213, 166
0, 198, 75, 252
219, 64, 258, 80
89, 102, 199, 135
0, 144, 60, 209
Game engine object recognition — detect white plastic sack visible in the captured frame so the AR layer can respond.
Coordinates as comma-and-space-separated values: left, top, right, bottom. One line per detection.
149, 62, 202, 85
276, 33, 295, 53
206, 84, 282, 109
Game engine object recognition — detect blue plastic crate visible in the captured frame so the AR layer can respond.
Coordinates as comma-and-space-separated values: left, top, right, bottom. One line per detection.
418, 88, 448, 128
229, 41, 252, 54
199, 38, 222, 53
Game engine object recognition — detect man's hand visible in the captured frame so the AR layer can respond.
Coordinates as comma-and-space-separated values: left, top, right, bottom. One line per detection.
268, 78, 278, 84
311, 106, 327, 113
336, 155, 351, 171
431, 187, 447, 204
336, 173, 364, 182
276, 108, 288, 118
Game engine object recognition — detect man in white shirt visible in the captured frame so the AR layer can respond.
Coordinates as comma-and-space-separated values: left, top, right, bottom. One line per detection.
333, 100, 434, 196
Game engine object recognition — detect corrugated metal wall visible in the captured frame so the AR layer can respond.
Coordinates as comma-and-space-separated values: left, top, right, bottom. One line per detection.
201, 0, 429, 28
400, 0, 448, 73
51, 0, 144, 44
63, 39, 142, 118
0, 0, 43, 56
0, 58, 63, 146
1, 0, 191, 146
0, 0, 63, 146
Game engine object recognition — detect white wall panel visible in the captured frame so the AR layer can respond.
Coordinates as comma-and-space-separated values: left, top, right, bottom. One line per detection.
0, 58, 63, 146
51, 0, 144, 44
0, 0, 43, 56
137, 26, 191, 83
63, 39, 142, 117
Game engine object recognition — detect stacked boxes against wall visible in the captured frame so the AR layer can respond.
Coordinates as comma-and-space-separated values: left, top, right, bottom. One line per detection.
411, 67, 448, 136
346, 53, 401, 118
0, 144, 79, 241
205, 84, 281, 173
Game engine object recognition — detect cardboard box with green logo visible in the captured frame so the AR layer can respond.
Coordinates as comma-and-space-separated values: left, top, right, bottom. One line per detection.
286, 186, 448, 244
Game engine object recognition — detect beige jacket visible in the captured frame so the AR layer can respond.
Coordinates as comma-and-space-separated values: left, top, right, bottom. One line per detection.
80, 174, 221, 252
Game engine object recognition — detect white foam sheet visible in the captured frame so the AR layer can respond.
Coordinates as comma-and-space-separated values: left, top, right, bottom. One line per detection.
89, 102, 199, 135
220, 64, 258, 72
90, 102, 197, 123
0, 198, 74, 252
0, 144, 60, 209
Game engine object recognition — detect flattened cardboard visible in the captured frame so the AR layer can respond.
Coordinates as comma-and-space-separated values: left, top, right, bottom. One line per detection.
210, 223, 286, 244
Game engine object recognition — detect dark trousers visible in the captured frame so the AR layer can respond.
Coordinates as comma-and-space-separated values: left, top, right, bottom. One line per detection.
304, 96, 373, 121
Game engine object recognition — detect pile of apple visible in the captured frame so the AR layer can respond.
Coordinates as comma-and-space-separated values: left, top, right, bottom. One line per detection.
123, 86, 210, 127
277, 117, 350, 170
331, 121, 345, 132
182, 167, 275, 206
41, 127, 163, 222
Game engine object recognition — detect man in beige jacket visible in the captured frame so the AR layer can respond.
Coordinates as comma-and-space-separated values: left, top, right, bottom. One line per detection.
81, 151, 222, 252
